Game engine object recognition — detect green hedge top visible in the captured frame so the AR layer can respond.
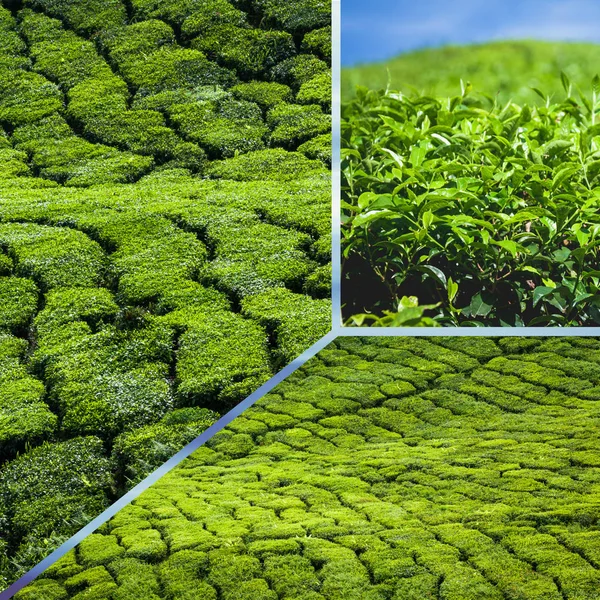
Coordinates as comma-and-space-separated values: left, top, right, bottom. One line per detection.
0, 223, 106, 290
100, 20, 177, 67
0, 277, 38, 333
0, 436, 112, 507
131, 0, 243, 29
180, 0, 247, 37
35, 287, 119, 334
231, 81, 293, 109
26, 25, 114, 90
123, 46, 238, 94
23, 0, 127, 35
301, 26, 331, 62
253, 0, 331, 33
270, 54, 329, 90
0, 69, 63, 126
207, 148, 327, 181
190, 25, 296, 78
0, 7, 28, 70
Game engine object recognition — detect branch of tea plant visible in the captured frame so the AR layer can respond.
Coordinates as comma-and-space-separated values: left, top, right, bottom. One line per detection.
578, 152, 593, 190
564, 259, 586, 323
364, 227, 398, 304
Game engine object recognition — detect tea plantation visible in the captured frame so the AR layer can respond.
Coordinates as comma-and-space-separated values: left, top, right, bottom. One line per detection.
21, 337, 600, 599
341, 41, 600, 105
0, 0, 331, 587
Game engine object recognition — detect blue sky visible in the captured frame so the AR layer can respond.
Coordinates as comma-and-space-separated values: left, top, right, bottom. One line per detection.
342, 0, 600, 65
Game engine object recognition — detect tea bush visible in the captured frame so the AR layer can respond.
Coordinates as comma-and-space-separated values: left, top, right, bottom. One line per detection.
270, 54, 329, 90
114, 44, 238, 95
342, 78, 600, 326
169, 99, 267, 158
0, 334, 55, 459
207, 148, 326, 181
22, 14, 113, 89
0, 0, 330, 586
0, 7, 28, 70
298, 132, 331, 165
23, 337, 600, 599
267, 103, 330, 149
0, 277, 38, 333
180, 0, 246, 36
0, 436, 112, 545
197, 212, 316, 297
254, 0, 331, 34
231, 81, 293, 109
302, 26, 331, 62
23, 0, 127, 35
190, 26, 296, 78
14, 115, 155, 184
297, 72, 331, 107
242, 288, 331, 366
0, 69, 62, 126
0, 223, 106, 290
174, 311, 272, 408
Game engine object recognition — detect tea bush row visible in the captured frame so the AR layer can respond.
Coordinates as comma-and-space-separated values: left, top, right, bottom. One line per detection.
0, 334, 55, 461
0, 2, 331, 186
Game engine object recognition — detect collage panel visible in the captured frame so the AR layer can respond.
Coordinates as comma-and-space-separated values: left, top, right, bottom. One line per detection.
341, 0, 600, 327
0, 0, 332, 590
16, 336, 600, 599
5, 0, 600, 597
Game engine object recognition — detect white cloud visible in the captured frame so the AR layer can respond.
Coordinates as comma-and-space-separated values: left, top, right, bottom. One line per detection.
342, 0, 600, 64
490, 0, 600, 41
343, 0, 482, 33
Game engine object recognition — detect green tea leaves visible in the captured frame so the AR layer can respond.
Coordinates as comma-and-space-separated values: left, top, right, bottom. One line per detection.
342, 79, 600, 326
465, 292, 494, 318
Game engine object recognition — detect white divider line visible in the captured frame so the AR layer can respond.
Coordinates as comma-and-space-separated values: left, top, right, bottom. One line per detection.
332, 0, 342, 328
336, 327, 600, 336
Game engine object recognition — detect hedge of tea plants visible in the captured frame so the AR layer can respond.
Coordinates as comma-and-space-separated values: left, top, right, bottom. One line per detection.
342, 74, 600, 326
0, 0, 331, 587
21, 336, 600, 599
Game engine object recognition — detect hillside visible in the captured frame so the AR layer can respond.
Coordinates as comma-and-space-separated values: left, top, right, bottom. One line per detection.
342, 40, 600, 104
0, 0, 331, 587
21, 337, 600, 600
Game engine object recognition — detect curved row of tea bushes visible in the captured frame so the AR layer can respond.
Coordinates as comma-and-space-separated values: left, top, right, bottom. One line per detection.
20, 336, 600, 599
0, 8, 159, 186
0, 0, 331, 186
0, 334, 54, 460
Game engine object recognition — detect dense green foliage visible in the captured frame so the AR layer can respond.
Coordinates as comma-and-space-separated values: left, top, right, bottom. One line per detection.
342, 40, 600, 105
23, 336, 600, 599
0, 0, 331, 587
342, 73, 600, 325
